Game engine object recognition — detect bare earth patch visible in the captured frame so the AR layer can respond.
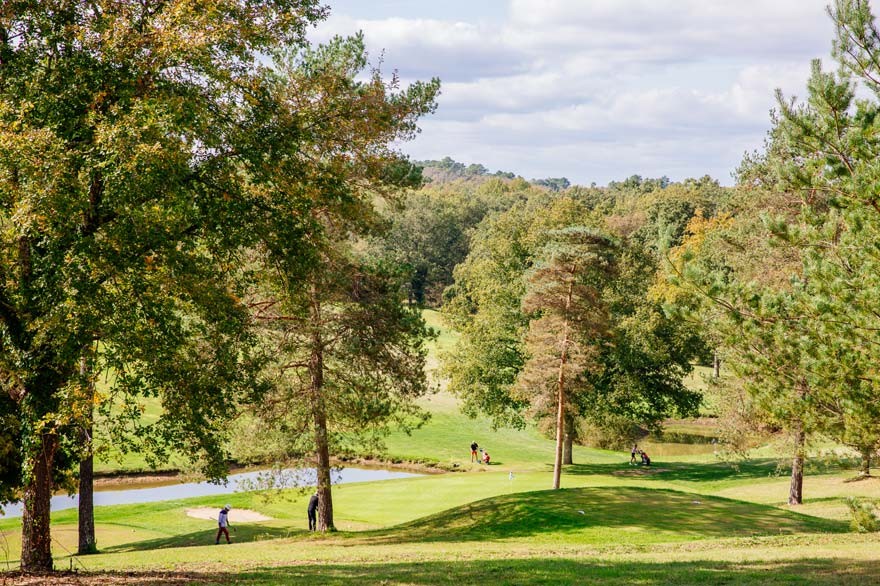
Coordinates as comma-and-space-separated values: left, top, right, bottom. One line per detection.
611, 467, 670, 477
184, 507, 272, 522
0, 570, 220, 585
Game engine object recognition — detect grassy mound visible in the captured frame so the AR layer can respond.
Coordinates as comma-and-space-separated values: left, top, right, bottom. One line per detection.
371, 486, 845, 545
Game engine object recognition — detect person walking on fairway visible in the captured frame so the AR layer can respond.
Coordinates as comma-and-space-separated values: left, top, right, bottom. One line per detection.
216, 504, 232, 544
470, 441, 479, 462
630, 444, 638, 465
308, 492, 319, 531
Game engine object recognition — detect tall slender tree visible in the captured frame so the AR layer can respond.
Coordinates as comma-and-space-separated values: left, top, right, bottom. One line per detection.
518, 228, 617, 489
248, 243, 432, 531
231, 33, 438, 532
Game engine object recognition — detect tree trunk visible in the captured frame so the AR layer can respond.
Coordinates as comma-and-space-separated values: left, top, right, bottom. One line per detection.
860, 447, 872, 477
552, 279, 574, 490
788, 425, 805, 505
312, 392, 334, 532
78, 355, 97, 555
713, 349, 720, 378
21, 433, 57, 572
563, 432, 573, 465
552, 379, 565, 490
308, 291, 335, 532
77, 451, 96, 554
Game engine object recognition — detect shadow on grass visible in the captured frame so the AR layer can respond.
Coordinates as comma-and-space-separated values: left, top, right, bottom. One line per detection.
0, 569, 218, 585
5, 557, 878, 585
229, 557, 880, 585
100, 525, 298, 553
363, 486, 846, 545
565, 458, 785, 483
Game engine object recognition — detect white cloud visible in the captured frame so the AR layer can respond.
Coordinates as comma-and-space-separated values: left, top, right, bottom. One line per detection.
318, 0, 838, 184
313, 14, 528, 81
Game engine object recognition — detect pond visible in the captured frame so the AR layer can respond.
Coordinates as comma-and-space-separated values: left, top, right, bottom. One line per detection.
638, 430, 721, 457
0, 467, 419, 519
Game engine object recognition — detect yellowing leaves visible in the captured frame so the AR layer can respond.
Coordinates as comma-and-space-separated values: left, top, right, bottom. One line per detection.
649, 210, 733, 304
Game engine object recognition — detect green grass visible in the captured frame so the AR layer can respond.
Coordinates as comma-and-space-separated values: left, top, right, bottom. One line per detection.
177, 555, 880, 586
0, 455, 869, 565
90, 309, 461, 475
4, 310, 880, 583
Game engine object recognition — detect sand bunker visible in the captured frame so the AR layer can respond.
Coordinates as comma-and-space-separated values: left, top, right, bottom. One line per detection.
185, 507, 272, 522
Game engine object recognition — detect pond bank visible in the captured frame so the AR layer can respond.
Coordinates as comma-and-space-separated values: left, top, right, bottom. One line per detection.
1, 466, 422, 519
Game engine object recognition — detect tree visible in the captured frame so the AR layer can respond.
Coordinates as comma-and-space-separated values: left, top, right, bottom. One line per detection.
0, 1, 439, 571
534, 177, 571, 192
443, 195, 583, 429
706, 0, 880, 486
76, 350, 97, 555
229, 33, 437, 531
379, 192, 476, 306
662, 192, 829, 504
518, 228, 617, 488
247, 243, 431, 531
445, 193, 704, 475
579, 245, 703, 440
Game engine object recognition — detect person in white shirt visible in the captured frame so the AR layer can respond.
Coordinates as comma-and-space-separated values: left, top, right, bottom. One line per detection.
216, 504, 232, 544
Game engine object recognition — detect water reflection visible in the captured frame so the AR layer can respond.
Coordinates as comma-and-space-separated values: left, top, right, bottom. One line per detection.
639, 430, 720, 457
0, 467, 419, 519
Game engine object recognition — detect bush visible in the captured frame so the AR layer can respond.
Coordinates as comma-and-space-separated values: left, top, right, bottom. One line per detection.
846, 497, 880, 533
582, 419, 645, 450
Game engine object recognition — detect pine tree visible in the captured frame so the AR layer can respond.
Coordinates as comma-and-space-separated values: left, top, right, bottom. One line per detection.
519, 228, 617, 489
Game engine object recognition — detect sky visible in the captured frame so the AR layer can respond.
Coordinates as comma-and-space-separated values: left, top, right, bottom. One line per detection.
312, 1, 836, 186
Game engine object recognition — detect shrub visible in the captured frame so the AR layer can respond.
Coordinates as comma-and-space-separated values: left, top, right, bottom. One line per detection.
846, 497, 880, 533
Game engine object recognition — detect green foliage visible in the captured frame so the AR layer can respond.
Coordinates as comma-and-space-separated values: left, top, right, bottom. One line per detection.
846, 497, 880, 532
533, 177, 571, 192
0, 0, 334, 496
442, 198, 562, 428
0, 0, 439, 567
416, 157, 517, 182
378, 192, 478, 306
517, 227, 617, 434
660, 0, 880, 501
379, 171, 539, 306
444, 187, 705, 438
239, 246, 433, 464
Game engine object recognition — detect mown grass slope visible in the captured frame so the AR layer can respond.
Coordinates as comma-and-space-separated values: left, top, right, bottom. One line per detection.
3, 311, 880, 584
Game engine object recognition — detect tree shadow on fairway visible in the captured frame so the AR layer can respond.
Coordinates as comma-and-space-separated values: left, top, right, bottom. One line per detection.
565, 458, 786, 483
231, 557, 880, 585
0, 569, 223, 585
99, 524, 297, 553
363, 486, 846, 545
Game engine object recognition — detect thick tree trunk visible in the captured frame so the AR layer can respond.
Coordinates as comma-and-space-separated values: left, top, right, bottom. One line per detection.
77, 451, 96, 554
312, 394, 334, 532
21, 433, 57, 572
563, 432, 573, 465
308, 292, 335, 532
788, 425, 805, 505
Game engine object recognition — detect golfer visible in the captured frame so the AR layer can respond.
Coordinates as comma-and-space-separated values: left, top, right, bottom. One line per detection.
308, 492, 319, 531
216, 504, 232, 544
